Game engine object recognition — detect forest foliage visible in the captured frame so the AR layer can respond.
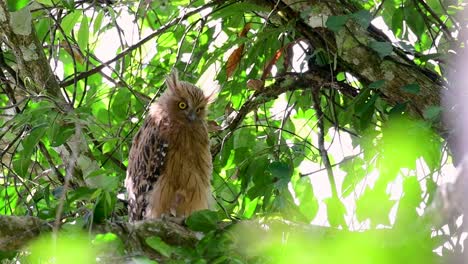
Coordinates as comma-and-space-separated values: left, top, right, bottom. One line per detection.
0, 0, 465, 263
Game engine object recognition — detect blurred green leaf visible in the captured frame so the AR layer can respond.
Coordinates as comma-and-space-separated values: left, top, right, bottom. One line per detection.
186, 210, 218, 232
27, 232, 96, 263
7, 0, 30, 11
369, 80, 385, 90
392, 8, 404, 38
325, 197, 346, 227
61, 11, 81, 33
145, 236, 174, 258
13, 126, 47, 177
355, 184, 394, 226
269, 161, 293, 189
62, 0, 75, 9
326, 15, 349, 32
294, 177, 318, 222
340, 157, 366, 197
93, 10, 104, 34
78, 15, 89, 51
401, 83, 420, 94
423, 106, 443, 121
369, 41, 393, 59
350, 10, 372, 28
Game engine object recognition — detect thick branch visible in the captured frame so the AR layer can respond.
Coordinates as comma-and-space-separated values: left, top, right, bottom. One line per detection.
0, 215, 49, 252
0, 215, 197, 254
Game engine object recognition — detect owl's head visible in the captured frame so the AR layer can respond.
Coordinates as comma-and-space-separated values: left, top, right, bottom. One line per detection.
160, 70, 218, 124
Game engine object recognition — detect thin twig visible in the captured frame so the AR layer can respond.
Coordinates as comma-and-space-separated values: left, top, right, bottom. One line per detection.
312, 86, 339, 199
60, 0, 224, 88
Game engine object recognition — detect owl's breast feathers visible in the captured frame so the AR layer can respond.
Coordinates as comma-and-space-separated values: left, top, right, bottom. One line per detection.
125, 115, 169, 221
126, 106, 212, 221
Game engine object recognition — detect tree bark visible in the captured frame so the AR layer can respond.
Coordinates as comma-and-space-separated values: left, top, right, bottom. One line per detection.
266, 0, 442, 118
0, 1, 63, 99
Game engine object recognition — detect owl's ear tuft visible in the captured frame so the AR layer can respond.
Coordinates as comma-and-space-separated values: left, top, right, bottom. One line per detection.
204, 82, 220, 104
165, 69, 180, 94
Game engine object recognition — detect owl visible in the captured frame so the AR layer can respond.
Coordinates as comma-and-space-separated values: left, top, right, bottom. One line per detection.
125, 70, 217, 221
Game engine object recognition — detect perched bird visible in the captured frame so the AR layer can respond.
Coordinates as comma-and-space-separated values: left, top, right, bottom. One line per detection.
125, 70, 217, 221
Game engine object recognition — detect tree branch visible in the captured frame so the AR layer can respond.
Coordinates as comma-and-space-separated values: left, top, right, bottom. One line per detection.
312, 87, 339, 199
212, 71, 356, 157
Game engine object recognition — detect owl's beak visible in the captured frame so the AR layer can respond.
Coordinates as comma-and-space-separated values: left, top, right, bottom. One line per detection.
187, 111, 197, 122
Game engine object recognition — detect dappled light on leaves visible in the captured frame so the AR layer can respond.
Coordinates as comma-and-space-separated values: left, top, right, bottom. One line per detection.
0, 0, 462, 262
380, 117, 439, 173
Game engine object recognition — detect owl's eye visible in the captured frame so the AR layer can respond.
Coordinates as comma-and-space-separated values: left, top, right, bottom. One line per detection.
196, 108, 201, 113
178, 102, 187, 110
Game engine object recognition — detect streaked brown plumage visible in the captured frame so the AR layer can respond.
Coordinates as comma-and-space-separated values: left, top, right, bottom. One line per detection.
125, 70, 216, 221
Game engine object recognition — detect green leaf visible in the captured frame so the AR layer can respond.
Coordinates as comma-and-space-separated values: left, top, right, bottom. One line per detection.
78, 15, 89, 51
404, 5, 425, 38
35, 0, 54, 6
294, 177, 318, 222
7, 0, 30, 11
13, 126, 47, 177
369, 41, 393, 59
423, 106, 443, 121
336, 72, 346, 81
94, 233, 125, 255
242, 197, 259, 218
93, 191, 116, 222
401, 83, 420, 94
145, 236, 173, 258
68, 186, 97, 203
61, 11, 81, 35
324, 197, 346, 227
268, 161, 292, 189
340, 157, 366, 197
350, 10, 372, 29
358, 93, 378, 131
48, 118, 74, 147
62, 0, 75, 9
388, 102, 408, 116
368, 80, 385, 90
326, 15, 349, 32
394, 176, 422, 227
355, 184, 394, 226
93, 10, 105, 34
111, 88, 131, 121
186, 210, 218, 232
210, 2, 268, 20
392, 8, 404, 38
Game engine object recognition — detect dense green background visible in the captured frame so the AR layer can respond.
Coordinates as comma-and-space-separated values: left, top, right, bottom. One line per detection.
0, 0, 463, 262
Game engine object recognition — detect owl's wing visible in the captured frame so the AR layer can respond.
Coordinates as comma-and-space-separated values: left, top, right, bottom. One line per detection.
126, 118, 168, 221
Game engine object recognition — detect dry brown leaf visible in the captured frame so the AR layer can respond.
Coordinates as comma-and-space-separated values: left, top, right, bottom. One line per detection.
226, 45, 244, 79
239, 22, 252, 37
225, 23, 252, 78
261, 48, 283, 80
